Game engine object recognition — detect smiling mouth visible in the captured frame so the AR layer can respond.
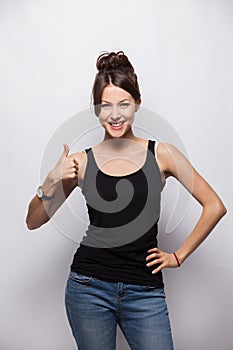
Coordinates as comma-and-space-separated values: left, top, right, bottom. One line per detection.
108, 121, 125, 130
109, 121, 124, 126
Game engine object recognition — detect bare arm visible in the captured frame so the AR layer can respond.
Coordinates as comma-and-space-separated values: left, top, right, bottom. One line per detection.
25, 144, 81, 230
145, 143, 227, 273
25, 176, 78, 230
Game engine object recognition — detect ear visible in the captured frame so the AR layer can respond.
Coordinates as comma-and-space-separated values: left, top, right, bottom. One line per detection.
135, 98, 141, 112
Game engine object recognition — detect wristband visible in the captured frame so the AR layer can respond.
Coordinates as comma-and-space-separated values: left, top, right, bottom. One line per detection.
173, 252, 181, 267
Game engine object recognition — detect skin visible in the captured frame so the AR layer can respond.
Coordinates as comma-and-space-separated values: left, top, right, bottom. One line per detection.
25, 83, 227, 274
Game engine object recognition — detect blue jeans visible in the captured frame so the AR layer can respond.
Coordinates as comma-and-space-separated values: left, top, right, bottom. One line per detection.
65, 271, 174, 350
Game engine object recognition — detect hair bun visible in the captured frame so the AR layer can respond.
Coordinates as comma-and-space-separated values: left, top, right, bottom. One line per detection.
96, 50, 134, 73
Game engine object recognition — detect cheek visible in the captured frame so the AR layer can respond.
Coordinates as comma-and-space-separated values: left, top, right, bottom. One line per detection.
98, 113, 135, 127
98, 115, 107, 124
124, 115, 135, 125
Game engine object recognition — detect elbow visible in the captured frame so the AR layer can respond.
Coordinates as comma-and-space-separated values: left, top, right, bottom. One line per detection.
26, 219, 37, 230
25, 215, 49, 230
213, 201, 227, 219
25, 216, 40, 230
204, 200, 227, 219
216, 200, 227, 217
220, 206, 227, 217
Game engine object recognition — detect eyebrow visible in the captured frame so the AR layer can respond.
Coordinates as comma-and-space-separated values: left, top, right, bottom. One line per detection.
101, 99, 130, 103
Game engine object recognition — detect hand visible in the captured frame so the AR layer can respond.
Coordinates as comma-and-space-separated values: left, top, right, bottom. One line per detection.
49, 143, 79, 184
145, 247, 180, 274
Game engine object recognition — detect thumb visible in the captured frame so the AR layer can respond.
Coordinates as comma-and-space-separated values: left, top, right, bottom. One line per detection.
61, 143, 69, 158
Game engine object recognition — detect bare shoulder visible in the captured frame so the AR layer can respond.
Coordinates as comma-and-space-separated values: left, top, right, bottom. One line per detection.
155, 142, 187, 179
156, 142, 178, 156
156, 142, 227, 210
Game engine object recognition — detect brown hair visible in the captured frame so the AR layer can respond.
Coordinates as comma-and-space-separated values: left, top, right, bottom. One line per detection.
91, 51, 141, 116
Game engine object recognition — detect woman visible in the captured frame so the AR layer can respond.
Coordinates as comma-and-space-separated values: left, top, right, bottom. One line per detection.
26, 51, 227, 350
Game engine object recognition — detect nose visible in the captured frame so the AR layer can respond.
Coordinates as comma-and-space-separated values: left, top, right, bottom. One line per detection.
110, 105, 121, 121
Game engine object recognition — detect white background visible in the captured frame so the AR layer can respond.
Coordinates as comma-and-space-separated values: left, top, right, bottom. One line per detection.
0, 0, 232, 349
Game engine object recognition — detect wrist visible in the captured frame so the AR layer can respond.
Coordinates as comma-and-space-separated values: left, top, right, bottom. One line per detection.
175, 249, 188, 265
41, 174, 56, 196
36, 185, 54, 201
173, 252, 181, 267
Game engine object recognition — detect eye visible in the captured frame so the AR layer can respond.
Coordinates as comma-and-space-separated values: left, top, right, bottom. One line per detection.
120, 103, 130, 108
101, 103, 111, 109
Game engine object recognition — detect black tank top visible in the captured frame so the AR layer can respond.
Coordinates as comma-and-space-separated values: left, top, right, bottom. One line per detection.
70, 139, 165, 287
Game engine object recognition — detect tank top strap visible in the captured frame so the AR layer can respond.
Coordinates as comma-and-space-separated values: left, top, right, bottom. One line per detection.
148, 139, 155, 155
84, 146, 97, 175
85, 141, 154, 161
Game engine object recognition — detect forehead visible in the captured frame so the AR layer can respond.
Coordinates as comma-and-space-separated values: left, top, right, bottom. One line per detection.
101, 84, 132, 102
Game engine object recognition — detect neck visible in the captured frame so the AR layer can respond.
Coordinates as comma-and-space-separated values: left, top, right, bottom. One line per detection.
103, 128, 140, 150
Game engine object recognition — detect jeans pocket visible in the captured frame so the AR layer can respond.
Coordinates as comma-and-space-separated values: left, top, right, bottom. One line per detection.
69, 271, 97, 287
139, 285, 165, 293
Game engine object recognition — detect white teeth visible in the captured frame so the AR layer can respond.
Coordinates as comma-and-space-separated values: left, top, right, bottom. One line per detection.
111, 122, 123, 126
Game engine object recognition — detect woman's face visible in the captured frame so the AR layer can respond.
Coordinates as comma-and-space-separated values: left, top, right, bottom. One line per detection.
98, 84, 141, 138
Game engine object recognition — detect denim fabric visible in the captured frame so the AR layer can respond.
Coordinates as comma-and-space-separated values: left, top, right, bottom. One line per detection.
65, 271, 174, 350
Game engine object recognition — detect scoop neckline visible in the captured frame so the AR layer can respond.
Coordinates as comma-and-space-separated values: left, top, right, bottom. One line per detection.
90, 139, 150, 178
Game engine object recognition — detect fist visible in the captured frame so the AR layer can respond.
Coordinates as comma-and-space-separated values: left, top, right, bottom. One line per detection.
49, 143, 79, 184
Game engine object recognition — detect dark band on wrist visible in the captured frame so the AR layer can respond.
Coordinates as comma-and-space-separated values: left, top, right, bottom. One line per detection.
173, 252, 181, 267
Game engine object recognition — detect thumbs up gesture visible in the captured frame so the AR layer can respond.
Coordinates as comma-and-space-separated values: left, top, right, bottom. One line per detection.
49, 143, 79, 184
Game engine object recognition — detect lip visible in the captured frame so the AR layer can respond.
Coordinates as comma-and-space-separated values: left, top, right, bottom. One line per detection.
109, 121, 125, 130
